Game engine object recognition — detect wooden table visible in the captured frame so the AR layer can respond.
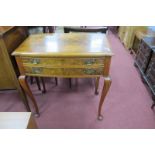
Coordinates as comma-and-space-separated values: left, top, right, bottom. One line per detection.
0, 112, 37, 129
12, 33, 113, 120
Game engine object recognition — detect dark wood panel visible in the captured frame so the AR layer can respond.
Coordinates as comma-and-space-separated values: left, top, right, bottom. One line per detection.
0, 26, 28, 90
135, 37, 155, 102
135, 39, 153, 73
0, 49, 15, 89
136, 50, 150, 73
146, 52, 155, 94
3, 26, 28, 53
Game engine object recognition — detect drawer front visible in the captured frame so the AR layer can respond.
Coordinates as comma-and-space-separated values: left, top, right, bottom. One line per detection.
24, 66, 104, 77
21, 57, 104, 67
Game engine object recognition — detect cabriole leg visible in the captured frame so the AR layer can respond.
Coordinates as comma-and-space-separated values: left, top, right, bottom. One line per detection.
19, 75, 40, 117
98, 77, 111, 120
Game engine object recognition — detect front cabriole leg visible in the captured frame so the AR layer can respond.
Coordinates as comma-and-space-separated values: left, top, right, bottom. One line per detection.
97, 77, 111, 120
19, 75, 40, 117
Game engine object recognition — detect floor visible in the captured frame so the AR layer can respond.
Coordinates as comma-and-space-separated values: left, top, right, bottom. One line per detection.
0, 31, 155, 128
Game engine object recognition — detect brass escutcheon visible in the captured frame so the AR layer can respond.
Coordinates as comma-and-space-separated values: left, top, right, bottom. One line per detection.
31, 58, 40, 64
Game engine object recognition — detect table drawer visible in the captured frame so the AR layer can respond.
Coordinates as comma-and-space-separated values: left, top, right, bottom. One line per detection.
21, 57, 104, 67
24, 66, 104, 77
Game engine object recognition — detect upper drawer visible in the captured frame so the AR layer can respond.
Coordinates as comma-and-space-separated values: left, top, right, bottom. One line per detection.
21, 57, 104, 67
24, 66, 104, 77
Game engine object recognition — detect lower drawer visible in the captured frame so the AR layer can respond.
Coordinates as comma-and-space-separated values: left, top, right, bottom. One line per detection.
24, 67, 104, 77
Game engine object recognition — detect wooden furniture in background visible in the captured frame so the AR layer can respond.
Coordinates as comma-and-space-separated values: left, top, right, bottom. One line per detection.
118, 26, 147, 50
108, 26, 119, 34
64, 26, 108, 33
28, 26, 55, 34
0, 26, 30, 111
134, 37, 155, 108
135, 37, 155, 74
12, 33, 113, 120
135, 38, 152, 74
131, 28, 155, 56
0, 112, 37, 129
43, 26, 55, 33
146, 50, 155, 108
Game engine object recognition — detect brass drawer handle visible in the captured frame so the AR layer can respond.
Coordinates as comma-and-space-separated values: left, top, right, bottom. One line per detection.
31, 58, 40, 64
84, 69, 96, 75
32, 67, 42, 74
84, 59, 95, 65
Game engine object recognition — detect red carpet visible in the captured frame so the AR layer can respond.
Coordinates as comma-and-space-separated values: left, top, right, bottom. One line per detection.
0, 32, 155, 128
